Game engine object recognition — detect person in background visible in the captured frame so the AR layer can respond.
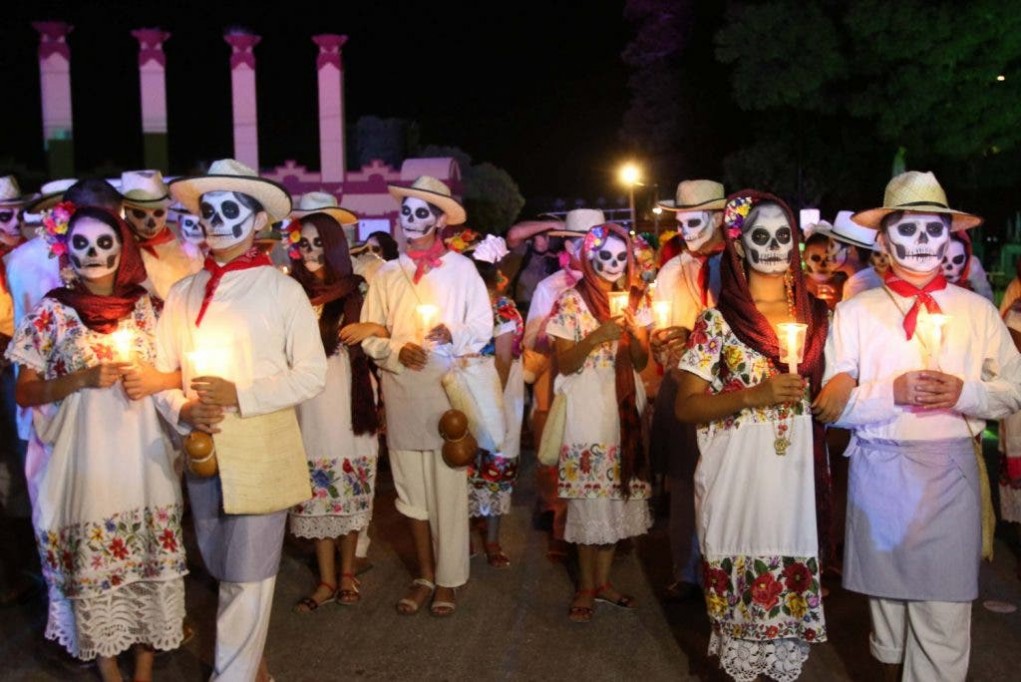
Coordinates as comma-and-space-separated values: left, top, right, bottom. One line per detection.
364, 230, 399, 261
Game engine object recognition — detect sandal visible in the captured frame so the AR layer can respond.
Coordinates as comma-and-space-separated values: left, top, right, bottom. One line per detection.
337, 572, 361, 605
595, 583, 635, 609
483, 542, 511, 569
430, 586, 458, 618
293, 581, 336, 613
569, 587, 598, 623
395, 578, 435, 616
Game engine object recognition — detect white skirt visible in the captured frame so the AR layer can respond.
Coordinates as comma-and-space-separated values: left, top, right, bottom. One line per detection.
564, 497, 651, 545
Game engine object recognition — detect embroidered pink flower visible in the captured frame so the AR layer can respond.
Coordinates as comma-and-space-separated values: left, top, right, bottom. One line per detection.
108, 537, 129, 560
783, 561, 813, 593
750, 573, 783, 610
159, 528, 178, 552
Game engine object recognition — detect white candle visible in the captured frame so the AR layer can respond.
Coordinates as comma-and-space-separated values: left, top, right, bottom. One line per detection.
776, 322, 808, 375
416, 304, 438, 343
609, 292, 629, 318
186, 348, 232, 378
653, 300, 671, 330
919, 312, 950, 370
111, 329, 134, 363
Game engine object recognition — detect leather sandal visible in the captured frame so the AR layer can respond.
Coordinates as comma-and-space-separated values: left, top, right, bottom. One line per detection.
595, 582, 635, 609
395, 578, 435, 616
484, 542, 511, 569
569, 587, 598, 622
430, 586, 458, 617
293, 581, 336, 613
337, 572, 361, 605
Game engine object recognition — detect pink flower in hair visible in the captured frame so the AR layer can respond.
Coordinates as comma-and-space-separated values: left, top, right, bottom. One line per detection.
723, 196, 753, 237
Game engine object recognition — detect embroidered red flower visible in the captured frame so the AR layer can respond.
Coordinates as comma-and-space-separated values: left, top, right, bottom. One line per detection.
804, 628, 817, 642
750, 573, 783, 610
783, 562, 812, 593
342, 459, 354, 474
108, 537, 129, 560
766, 625, 780, 638
60, 550, 73, 571
159, 528, 178, 552
92, 344, 114, 361
704, 567, 730, 595
33, 308, 53, 333
688, 317, 709, 347
579, 449, 592, 475
111, 574, 123, 586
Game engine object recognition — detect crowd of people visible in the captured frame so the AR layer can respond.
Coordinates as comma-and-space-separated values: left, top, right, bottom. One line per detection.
0, 163, 1019, 682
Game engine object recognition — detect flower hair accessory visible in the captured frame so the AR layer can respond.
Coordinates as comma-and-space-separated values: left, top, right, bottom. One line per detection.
444, 228, 479, 254
285, 219, 303, 260
585, 225, 608, 251
632, 234, 657, 283
471, 234, 509, 264
42, 200, 76, 259
724, 196, 753, 240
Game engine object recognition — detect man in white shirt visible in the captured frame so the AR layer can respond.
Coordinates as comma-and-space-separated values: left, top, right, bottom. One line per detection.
822, 171, 1021, 682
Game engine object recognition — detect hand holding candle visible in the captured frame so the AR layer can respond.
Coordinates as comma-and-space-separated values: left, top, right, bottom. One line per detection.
111, 328, 135, 364
917, 312, 950, 370
416, 304, 439, 345
608, 292, 629, 318
653, 300, 671, 330
776, 322, 808, 376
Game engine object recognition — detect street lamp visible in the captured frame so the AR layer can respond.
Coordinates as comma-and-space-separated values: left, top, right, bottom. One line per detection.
618, 162, 641, 232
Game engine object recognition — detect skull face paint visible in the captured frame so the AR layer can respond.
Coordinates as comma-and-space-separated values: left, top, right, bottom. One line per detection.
591, 234, 628, 283
299, 223, 325, 272
741, 204, 793, 275
178, 213, 205, 245
883, 212, 949, 275
941, 238, 968, 283
68, 216, 121, 279
826, 238, 848, 269
803, 242, 832, 282
0, 207, 21, 245
399, 197, 440, 240
125, 205, 167, 239
869, 249, 890, 274
675, 210, 714, 251
199, 191, 257, 251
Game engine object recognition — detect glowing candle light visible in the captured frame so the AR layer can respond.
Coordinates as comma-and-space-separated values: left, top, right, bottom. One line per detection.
653, 300, 671, 330
186, 348, 232, 378
416, 304, 438, 344
918, 312, 950, 370
111, 329, 135, 363
608, 292, 629, 318
776, 322, 808, 375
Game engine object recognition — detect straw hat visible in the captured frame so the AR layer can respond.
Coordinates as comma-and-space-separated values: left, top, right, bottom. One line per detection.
852, 171, 982, 231
546, 208, 606, 238
24, 178, 79, 213
387, 175, 466, 226
169, 158, 292, 222
815, 210, 878, 250
120, 170, 171, 208
0, 176, 33, 206
658, 180, 727, 212
290, 191, 358, 225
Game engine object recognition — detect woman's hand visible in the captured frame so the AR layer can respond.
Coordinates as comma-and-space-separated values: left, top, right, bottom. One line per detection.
180, 400, 225, 434
398, 343, 428, 370
812, 372, 856, 423
589, 319, 623, 346
122, 362, 179, 401
745, 373, 806, 408
191, 376, 239, 408
426, 324, 452, 345
339, 322, 388, 346
84, 362, 131, 390
651, 326, 689, 366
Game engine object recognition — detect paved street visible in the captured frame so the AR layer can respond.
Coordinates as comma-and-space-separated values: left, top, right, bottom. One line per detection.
2, 448, 1020, 681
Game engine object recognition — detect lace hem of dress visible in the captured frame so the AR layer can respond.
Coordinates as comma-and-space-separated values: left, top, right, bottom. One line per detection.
469, 490, 512, 518
289, 512, 370, 540
46, 578, 186, 661
708, 632, 810, 682
563, 500, 652, 545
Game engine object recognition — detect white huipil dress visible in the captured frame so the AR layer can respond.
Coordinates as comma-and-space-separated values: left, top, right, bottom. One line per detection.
289, 306, 379, 538
544, 288, 653, 545
5, 295, 186, 661
679, 308, 825, 682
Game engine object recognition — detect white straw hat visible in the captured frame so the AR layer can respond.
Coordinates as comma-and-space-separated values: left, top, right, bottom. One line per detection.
169, 158, 292, 222
387, 175, 466, 226
852, 171, 981, 232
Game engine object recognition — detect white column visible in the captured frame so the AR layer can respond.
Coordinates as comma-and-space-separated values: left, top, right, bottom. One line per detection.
225, 32, 261, 171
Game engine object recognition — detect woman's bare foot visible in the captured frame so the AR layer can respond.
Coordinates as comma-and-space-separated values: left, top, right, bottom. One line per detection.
395, 578, 434, 615
430, 585, 457, 617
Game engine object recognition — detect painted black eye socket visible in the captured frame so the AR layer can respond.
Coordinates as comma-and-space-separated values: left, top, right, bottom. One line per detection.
926, 223, 946, 237
897, 222, 918, 237
684, 219, 702, 228
153, 209, 165, 218
131, 209, 147, 219
750, 228, 771, 245
775, 228, 791, 244
598, 250, 612, 261
314, 237, 322, 248
71, 234, 89, 250
0, 211, 13, 222
952, 254, 966, 265
299, 238, 311, 250
200, 202, 215, 220
97, 235, 114, 250
809, 254, 823, 262
221, 201, 240, 219
414, 208, 431, 220
401, 205, 412, 216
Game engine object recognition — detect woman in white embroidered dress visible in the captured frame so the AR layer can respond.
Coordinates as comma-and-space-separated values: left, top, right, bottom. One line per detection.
285, 210, 385, 611
6, 206, 186, 682
545, 223, 652, 623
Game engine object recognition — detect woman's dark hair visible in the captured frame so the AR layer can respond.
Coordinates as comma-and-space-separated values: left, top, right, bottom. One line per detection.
67, 206, 125, 244
65, 179, 123, 214
367, 230, 399, 261
804, 233, 830, 249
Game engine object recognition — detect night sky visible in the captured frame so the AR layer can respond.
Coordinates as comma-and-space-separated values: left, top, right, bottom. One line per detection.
0, 1, 700, 206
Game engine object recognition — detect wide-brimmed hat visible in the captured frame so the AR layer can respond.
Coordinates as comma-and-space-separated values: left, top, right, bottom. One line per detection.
24, 178, 79, 213
852, 171, 982, 232
169, 158, 292, 222
815, 210, 878, 250
0, 176, 33, 207
388, 175, 466, 226
121, 170, 171, 208
290, 191, 358, 225
658, 180, 727, 212
546, 208, 606, 238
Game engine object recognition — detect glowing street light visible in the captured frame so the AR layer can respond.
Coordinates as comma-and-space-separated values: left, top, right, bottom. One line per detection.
619, 162, 641, 231
997, 74, 1006, 82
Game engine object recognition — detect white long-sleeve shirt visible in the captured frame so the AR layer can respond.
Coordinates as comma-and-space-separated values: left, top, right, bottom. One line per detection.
523, 268, 580, 352
825, 284, 1021, 440
653, 251, 721, 331
140, 238, 203, 301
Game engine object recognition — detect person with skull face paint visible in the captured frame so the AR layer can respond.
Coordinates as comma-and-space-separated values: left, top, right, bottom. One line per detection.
940, 231, 994, 303
172, 203, 208, 261
121, 171, 203, 301
158, 159, 327, 682
674, 191, 831, 681
823, 171, 1021, 682
802, 232, 845, 309
5, 205, 187, 681
282, 204, 385, 611
360, 176, 491, 617
545, 223, 653, 622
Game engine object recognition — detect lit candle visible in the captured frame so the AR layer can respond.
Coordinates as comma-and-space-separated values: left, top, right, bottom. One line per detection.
278, 265, 291, 275
919, 312, 950, 370
111, 329, 134, 363
186, 348, 232, 378
653, 300, 671, 330
776, 322, 808, 375
608, 292, 630, 318
416, 304, 439, 344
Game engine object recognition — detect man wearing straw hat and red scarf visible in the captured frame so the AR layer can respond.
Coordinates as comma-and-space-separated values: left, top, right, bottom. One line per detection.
360, 175, 490, 617
820, 171, 1021, 681
155, 159, 327, 681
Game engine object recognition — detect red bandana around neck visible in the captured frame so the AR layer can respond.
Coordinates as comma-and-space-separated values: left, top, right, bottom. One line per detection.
406, 238, 446, 284
883, 271, 947, 340
195, 246, 272, 327
136, 228, 176, 258
690, 242, 725, 307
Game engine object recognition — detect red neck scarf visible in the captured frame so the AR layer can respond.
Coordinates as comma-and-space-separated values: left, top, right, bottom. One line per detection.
883, 271, 947, 340
135, 228, 177, 258
406, 237, 446, 284
690, 240, 725, 307
196, 246, 272, 327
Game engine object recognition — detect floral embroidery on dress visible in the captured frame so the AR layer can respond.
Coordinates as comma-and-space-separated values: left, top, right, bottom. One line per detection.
294, 456, 376, 517
467, 449, 518, 494
481, 296, 524, 359
547, 288, 652, 371
39, 504, 187, 600
702, 555, 827, 643
557, 442, 650, 500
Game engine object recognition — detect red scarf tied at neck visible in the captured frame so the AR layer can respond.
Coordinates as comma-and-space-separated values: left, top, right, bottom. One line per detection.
406, 238, 446, 284
690, 241, 725, 307
195, 246, 272, 327
883, 271, 947, 340
136, 228, 177, 258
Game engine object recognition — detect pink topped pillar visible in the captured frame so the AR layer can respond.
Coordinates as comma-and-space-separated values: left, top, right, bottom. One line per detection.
131, 28, 171, 170
32, 21, 74, 176
312, 34, 348, 183
224, 31, 261, 171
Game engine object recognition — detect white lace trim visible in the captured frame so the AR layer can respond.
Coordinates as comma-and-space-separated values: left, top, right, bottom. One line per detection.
709, 632, 810, 682
46, 578, 185, 661
1000, 482, 1021, 524
469, 490, 512, 518
289, 511, 371, 540
563, 498, 651, 545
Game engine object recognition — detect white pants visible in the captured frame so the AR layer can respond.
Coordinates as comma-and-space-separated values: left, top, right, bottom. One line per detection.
389, 449, 469, 587
210, 576, 276, 682
869, 597, 971, 682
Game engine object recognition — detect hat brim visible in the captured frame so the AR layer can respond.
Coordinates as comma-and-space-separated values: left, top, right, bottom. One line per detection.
169, 175, 293, 222
657, 198, 727, 212
388, 185, 466, 226
25, 192, 66, 213
0, 195, 34, 208
812, 223, 877, 250
291, 206, 359, 226
852, 204, 983, 232
123, 194, 172, 209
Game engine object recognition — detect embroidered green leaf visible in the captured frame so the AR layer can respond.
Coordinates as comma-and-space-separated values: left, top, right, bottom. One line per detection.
328, 485, 340, 498
769, 606, 781, 618
754, 559, 769, 575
